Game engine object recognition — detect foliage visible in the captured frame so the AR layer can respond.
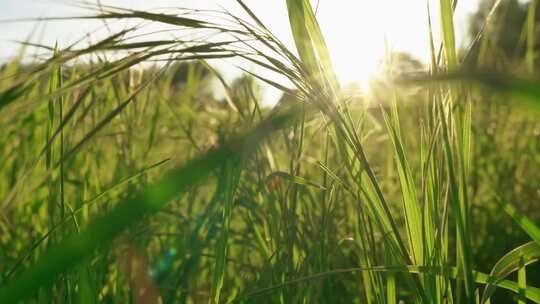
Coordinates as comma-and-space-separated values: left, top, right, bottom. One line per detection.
0, 1, 538, 303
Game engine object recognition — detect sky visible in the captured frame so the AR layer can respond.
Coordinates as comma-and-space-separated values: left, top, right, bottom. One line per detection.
0, 0, 482, 93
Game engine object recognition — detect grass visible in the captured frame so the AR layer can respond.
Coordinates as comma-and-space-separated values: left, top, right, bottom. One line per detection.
0, 0, 539, 303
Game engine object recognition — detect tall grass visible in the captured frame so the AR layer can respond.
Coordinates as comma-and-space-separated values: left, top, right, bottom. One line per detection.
0, 0, 539, 303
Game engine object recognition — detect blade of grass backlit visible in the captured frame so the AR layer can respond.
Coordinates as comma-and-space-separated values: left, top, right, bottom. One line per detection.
526, 0, 537, 73
286, 0, 338, 93
437, 99, 475, 302
380, 57, 425, 267
438, 11, 473, 301
440, 0, 457, 70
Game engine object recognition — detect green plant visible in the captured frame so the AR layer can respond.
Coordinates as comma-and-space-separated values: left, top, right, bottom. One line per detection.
0, 1, 538, 303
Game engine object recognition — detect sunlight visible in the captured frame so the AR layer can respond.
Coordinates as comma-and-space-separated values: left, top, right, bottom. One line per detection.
316, 0, 429, 88
0, 0, 478, 92
313, 0, 479, 88
317, 1, 386, 87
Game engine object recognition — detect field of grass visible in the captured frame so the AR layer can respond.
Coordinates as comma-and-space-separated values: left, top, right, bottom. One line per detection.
0, 1, 539, 303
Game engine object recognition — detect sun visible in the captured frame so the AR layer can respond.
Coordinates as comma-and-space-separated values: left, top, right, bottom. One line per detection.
313, 0, 432, 89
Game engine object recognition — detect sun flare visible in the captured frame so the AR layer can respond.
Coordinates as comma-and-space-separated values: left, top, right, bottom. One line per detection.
317, 1, 386, 88
315, 0, 431, 89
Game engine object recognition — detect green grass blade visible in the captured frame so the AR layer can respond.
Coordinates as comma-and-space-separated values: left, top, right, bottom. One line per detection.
518, 258, 527, 304
381, 108, 424, 266
526, 0, 537, 73
499, 201, 540, 245
481, 242, 540, 303
387, 271, 396, 304
437, 100, 475, 302
439, 0, 457, 70
210, 160, 242, 304
286, 0, 338, 93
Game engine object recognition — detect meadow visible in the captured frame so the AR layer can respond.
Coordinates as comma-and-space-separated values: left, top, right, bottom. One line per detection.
0, 0, 539, 303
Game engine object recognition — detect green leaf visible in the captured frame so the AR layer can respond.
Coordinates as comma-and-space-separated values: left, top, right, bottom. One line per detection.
439, 0, 457, 69
286, 0, 338, 93
499, 201, 540, 245
210, 160, 242, 304
481, 242, 540, 303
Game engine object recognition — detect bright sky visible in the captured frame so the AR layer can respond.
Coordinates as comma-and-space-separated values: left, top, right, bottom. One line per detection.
0, 0, 481, 89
